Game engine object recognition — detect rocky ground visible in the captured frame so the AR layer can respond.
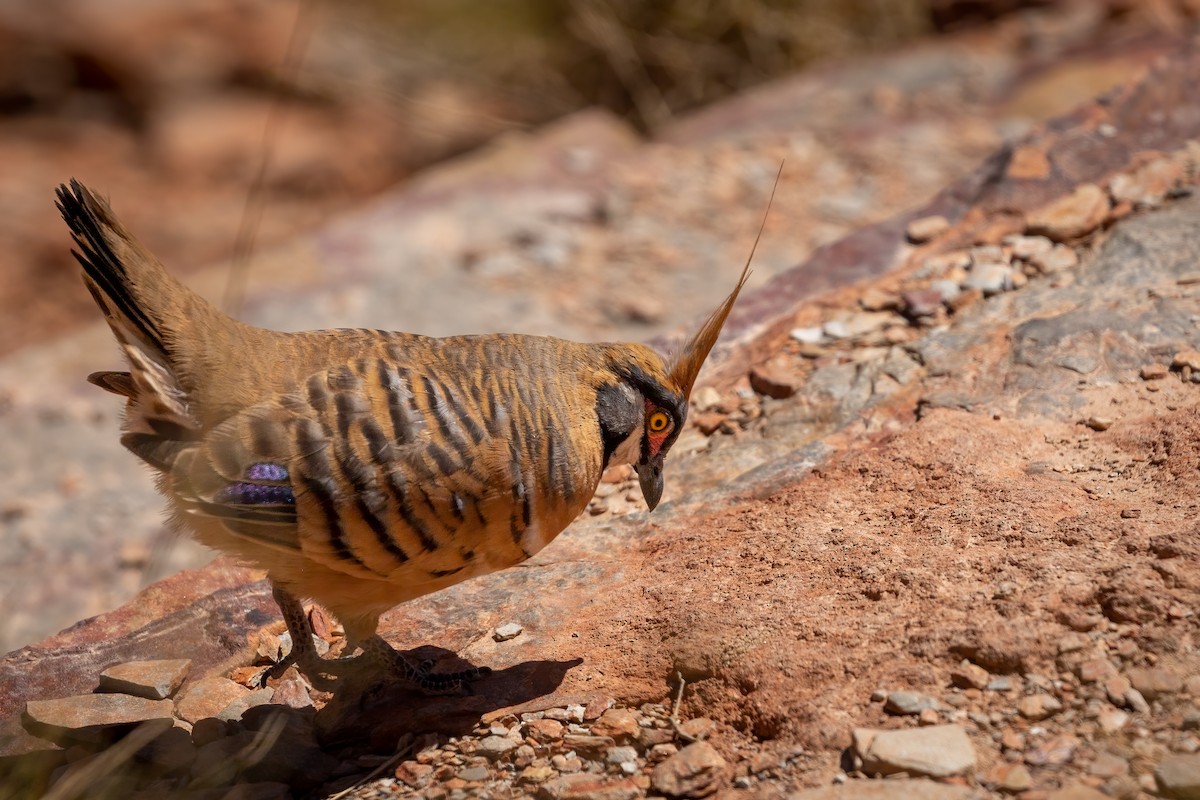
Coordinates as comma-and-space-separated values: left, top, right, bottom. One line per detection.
0, 0, 1185, 659
4, 5, 1200, 800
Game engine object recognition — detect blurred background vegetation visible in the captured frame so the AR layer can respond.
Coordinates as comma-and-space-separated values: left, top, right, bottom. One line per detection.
354, 0, 941, 130
0, 0, 1192, 355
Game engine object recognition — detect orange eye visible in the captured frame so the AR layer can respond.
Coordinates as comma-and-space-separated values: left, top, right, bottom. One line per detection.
647, 410, 671, 434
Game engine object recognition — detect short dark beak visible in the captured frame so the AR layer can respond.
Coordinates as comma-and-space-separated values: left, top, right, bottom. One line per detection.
637, 457, 664, 512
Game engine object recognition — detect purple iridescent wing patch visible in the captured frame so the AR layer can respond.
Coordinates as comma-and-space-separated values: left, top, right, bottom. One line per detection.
245, 462, 289, 481
215, 462, 294, 506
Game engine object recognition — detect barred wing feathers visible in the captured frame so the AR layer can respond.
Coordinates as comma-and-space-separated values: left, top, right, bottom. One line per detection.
173, 354, 562, 586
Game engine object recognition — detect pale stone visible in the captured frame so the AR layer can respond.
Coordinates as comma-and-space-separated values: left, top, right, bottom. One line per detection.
1156, 754, 1200, 799
650, 741, 728, 798
906, 215, 951, 243
1016, 693, 1062, 720
24, 694, 174, 744
861, 724, 976, 778
790, 778, 978, 798
1026, 183, 1109, 241
175, 676, 250, 724
494, 622, 524, 641
98, 659, 191, 700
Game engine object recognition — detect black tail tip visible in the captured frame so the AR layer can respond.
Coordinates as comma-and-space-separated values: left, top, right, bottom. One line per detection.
55, 179, 90, 222
56, 178, 111, 217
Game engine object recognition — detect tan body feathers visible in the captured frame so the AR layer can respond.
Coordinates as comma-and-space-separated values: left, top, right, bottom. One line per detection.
58, 180, 747, 689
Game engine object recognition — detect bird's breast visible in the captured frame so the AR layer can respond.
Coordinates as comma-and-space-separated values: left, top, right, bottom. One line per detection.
281, 341, 604, 589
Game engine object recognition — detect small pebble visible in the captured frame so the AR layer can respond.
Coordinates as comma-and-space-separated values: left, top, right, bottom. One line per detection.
859, 287, 898, 311
1026, 183, 1109, 241
1089, 751, 1129, 779
789, 326, 824, 344
650, 741, 728, 798
1172, 350, 1200, 371
493, 622, 523, 642
901, 288, 944, 318
885, 690, 938, 716
986, 762, 1033, 792
478, 735, 518, 759
457, 764, 489, 782
1017, 694, 1063, 721
606, 746, 638, 764
1141, 363, 1169, 380
749, 361, 802, 400
1005, 234, 1054, 259
1028, 243, 1079, 273
906, 215, 951, 243
676, 717, 716, 741
175, 677, 250, 724
963, 263, 1014, 296
592, 708, 639, 740
691, 386, 722, 413
929, 279, 961, 303
1078, 658, 1116, 684
1128, 666, 1184, 701
969, 245, 1006, 266
822, 320, 851, 340
1025, 733, 1078, 767
1155, 754, 1200, 799
525, 718, 564, 742
950, 662, 990, 690
859, 724, 977, 777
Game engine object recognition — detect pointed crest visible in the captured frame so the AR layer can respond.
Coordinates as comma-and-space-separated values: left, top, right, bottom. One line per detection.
668, 162, 782, 398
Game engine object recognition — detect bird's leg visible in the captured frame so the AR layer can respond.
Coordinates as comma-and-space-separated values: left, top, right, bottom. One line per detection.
270, 583, 358, 687
360, 635, 492, 694
270, 585, 489, 693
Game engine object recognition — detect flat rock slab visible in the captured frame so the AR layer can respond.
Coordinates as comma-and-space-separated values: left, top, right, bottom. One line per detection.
0, 564, 272, 755
538, 773, 642, 800
1127, 666, 1185, 701
175, 676, 252, 724
1157, 754, 1200, 800
98, 658, 191, 700
1045, 785, 1110, 800
858, 725, 976, 778
790, 780, 985, 799
884, 691, 938, 716
23, 693, 173, 745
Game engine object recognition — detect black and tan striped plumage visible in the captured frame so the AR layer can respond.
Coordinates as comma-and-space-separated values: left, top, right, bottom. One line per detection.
58, 180, 748, 689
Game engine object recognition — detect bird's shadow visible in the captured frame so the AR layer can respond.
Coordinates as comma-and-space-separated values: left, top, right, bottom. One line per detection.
0, 654, 581, 798
315, 651, 583, 751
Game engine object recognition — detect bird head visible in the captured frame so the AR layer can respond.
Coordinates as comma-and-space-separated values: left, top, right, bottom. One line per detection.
599, 261, 750, 511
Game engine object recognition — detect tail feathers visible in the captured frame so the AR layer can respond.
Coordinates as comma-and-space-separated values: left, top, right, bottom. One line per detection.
122, 433, 191, 473
121, 345, 199, 439
88, 370, 136, 398
59, 179, 213, 462
97, 339, 201, 470
57, 180, 171, 361
88, 324, 201, 466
